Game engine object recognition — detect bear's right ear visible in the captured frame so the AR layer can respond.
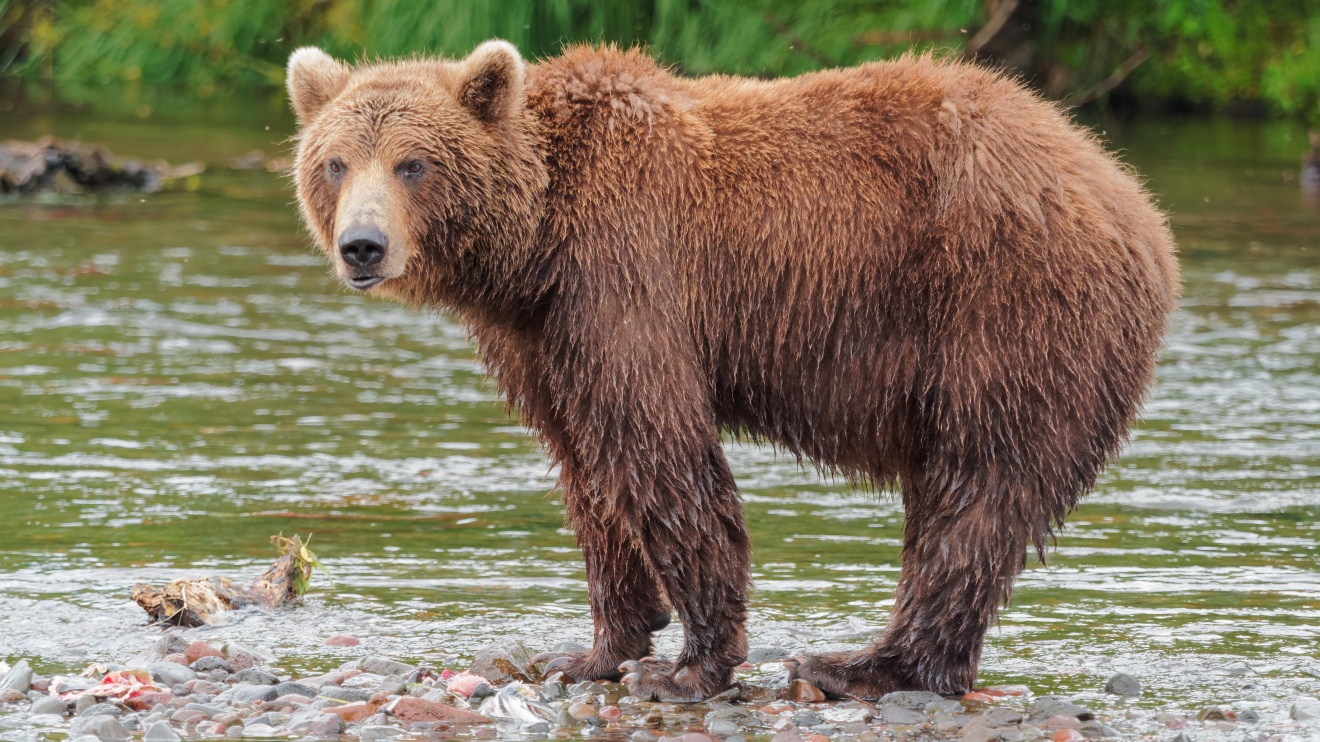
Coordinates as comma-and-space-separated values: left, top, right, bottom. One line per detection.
286, 47, 350, 124
457, 40, 526, 123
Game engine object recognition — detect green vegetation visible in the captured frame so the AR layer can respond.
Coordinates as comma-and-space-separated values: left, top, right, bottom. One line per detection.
2, 0, 1320, 119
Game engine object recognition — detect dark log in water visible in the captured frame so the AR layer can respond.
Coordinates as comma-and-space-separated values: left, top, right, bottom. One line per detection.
0, 137, 203, 194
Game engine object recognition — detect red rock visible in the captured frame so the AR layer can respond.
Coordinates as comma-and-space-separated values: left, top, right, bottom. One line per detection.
805, 735, 830, 742
185, 641, 223, 664
324, 634, 360, 647
164, 653, 189, 666
1051, 730, 1086, 742
598, 705, 622, 721
962, 692, 994, 703
325, 702, 378, 723
31, 678, 50, 692
228, 652, 254, 671
388, 697, 490, 724
126, 691, 173, 711
786, 679, 826, 703
681, 734, 714, 742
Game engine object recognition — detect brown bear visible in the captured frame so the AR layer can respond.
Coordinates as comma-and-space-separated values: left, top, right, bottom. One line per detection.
286, 40, 1178, 702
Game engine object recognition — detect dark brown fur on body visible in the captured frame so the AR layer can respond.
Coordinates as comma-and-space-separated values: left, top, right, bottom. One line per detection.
287, 42, 1179, 702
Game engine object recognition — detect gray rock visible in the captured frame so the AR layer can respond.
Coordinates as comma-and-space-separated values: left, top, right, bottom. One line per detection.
69, 715, 130, 741
287, 708, 343, 736
28, 713, 66, 726
706, 706, 762, 728
231, 684, 278, 703
154, 632, 190, 660
984, 708, 1022, 726
274, 681, 318, 699
318, 686, 374, 703
74, 694, 96, 715
1079, 720, 1120, 737
470, 639, 539, 684
81, 704, 122, 718
146, 662, 195, 688
360, 725, 406, 742
377, 675, 407, 696
1238, 707, 1261, 723
360, 656, 416, 677
793, 710, 822, 726
1026, 696, 1093, 724
1103, 672, 1141, 697
708, 719, 741, 736
190, 657, 232, 674
184, 703, 224, 716
0, 659, 33, 693
231, 668, 278, 686
747, 646, 792, 664
1293, 697, 1320, 721
881, 704, 928, 725
879, 690, 944, 709
241, 723, 278, 738
142, 720, 182, 742
631, 731, 658, 742
30, 695, 68, 716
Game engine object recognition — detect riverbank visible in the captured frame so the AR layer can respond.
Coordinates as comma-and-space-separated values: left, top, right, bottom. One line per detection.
2, 634, 1318, 741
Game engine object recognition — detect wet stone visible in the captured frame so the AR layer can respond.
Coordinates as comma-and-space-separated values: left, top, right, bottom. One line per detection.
747, 647, 792, 664
146, 662, 195, 688
189, 657, 231, 673
1238, 707, 1261, 723
231, 668, 278, 686
81, 703, 122, 718
1026, 697, 1093, 724
69, 714, 130, 741
882, 704, 928, 725
360, 656, 416, 677
142, 720, 181, 742
230, 684, 278, 703
786, 679, 826, 703
30, 695, 68, 716
880, 690, 945, 709
1103, 672, 1141, 697
241, 723, 278, 737
185, 642, 224, 665
470, 639, 540, 684
1293, 698, 1320, 721
1079, 719, 1120, 737
275, 680, 317, 699
0, 659, 33, 694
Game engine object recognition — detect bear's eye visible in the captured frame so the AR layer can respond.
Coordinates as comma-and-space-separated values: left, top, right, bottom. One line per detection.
400, 159, 425, 178
326, 159, 345, 178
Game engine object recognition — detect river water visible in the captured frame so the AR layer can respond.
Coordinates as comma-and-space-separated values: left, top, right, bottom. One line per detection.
0, 93, 1317, 737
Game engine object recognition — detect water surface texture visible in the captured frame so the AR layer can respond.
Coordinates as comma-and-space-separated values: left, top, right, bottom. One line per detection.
1, 99, 1318, 733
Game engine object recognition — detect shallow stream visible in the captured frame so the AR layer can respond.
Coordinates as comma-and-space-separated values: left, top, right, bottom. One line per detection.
0, 94, 1317, 738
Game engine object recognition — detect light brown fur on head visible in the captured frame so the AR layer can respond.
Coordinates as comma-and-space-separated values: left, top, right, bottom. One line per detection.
288, 40, 545, 307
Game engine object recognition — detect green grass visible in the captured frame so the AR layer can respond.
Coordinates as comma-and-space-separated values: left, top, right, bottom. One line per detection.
2, 0, 1320, 120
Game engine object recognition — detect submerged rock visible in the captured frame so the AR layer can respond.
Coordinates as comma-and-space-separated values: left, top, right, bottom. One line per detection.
470, 639, 540, 684
1103, 672, 1141, 697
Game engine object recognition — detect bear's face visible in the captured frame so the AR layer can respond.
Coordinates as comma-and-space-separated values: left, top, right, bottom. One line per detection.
287, 42, 544, 306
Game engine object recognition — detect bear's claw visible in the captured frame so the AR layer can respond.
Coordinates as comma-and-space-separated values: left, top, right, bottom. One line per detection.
785, 651, 907, 700
535, 650, 625, 682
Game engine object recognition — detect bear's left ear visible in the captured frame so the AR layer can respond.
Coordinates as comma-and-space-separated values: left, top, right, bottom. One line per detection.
458, 40, 526, 123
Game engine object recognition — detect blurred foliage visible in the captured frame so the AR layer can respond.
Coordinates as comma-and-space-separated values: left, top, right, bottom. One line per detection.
1, 0, 1319, 119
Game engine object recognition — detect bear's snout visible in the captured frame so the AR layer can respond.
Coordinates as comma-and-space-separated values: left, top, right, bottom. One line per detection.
338, 225, 388, 290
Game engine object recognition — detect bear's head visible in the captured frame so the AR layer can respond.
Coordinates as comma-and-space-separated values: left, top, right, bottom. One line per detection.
287, 41, 547, 308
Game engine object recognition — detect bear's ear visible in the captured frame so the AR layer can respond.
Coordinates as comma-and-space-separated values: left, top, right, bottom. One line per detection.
287, 47, 350, 124
457, 40, 525, 122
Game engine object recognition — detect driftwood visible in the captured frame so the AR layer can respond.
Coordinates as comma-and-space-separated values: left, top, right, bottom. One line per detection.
131, 535, 321, 627
0, 137, 203, 195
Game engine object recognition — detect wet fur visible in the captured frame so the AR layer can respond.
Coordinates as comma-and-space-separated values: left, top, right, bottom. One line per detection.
289, 43, 1179, 701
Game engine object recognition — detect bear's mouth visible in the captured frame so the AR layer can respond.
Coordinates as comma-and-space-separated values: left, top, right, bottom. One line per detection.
346, 275, 385, 290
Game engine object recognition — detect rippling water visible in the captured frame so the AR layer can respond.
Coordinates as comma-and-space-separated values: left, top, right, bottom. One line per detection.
0, 100, 1317, 735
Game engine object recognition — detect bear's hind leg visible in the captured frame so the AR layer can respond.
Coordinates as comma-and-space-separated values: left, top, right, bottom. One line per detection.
791, 471, 1033, 698
538, 475, 672, 682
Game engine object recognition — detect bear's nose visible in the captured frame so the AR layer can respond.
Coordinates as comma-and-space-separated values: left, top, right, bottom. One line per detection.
338, 226, 388, 269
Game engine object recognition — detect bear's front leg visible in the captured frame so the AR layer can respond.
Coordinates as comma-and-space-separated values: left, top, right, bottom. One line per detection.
537, 465, 673, 682
546, 298, 750, 702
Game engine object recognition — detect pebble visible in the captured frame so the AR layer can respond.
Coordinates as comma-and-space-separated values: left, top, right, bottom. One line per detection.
230, 684, 278, 703
470, 639, 540, 684
785, 679, 825, 703
1293, 697, 1320, 721
241, 722, 278, 737
142, 720, 182, 742
189, 656, 232, 673
319, 686, 375, 703
184, 642, 224, 664
69, 714, 130, 741
1103, 672, 1141, 697
30, 695, 67, 716
146, 662, 195, 688
0, 659, 33, 694
274, 680, 317, 699
360, 656, 415, 677
231, 668, 278, 686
